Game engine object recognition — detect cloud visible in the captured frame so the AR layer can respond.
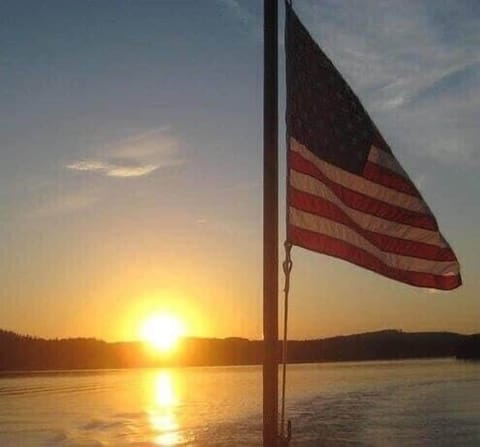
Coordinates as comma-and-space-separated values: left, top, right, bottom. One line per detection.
66, 128, 186, 178
66, 159, 159, 178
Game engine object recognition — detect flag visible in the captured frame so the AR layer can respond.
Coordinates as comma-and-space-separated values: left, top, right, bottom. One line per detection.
285, 3, 461, 290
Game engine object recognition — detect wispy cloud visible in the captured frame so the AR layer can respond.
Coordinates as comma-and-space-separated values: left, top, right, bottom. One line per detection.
66, 159, 159, 178
66, 128, 186, 178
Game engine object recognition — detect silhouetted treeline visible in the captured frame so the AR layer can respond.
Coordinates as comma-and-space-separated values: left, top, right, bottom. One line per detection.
0, 329, 477, 371
287, 330, 465, 363
456, 334, 480, 360
0, 329, 121, 370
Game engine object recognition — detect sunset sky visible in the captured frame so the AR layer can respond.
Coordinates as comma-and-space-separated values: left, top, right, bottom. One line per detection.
1, 0, 479, 342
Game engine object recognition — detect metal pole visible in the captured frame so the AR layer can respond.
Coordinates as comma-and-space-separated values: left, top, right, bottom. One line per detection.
263, 0, 278, 446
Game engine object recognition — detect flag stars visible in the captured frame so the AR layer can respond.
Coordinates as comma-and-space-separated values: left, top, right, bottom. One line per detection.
287, 7, 372, 174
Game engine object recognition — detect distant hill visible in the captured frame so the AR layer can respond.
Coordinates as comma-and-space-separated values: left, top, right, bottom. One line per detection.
456, 334, 480, 360
288, 330, 463, 363
0, 328, 477, 371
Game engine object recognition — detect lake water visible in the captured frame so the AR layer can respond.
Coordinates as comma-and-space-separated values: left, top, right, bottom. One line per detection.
0, 358, 479, 446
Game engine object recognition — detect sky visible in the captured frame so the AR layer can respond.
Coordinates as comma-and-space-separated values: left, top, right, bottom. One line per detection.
1, 0, 479, 342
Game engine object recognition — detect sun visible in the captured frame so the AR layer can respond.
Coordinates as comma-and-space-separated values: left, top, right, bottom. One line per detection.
140, 314, 185, 353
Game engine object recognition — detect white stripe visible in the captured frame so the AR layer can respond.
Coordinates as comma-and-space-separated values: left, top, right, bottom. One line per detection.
290, 137, 429, 213
368, 145, 408, 178
290, 170, 447, 248
289, 208, 459, 276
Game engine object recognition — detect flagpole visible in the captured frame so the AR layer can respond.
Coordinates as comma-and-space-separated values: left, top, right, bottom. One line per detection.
263, 0, 278, 446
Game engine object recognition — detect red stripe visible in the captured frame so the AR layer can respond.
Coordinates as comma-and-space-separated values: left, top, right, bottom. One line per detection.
288, 225, 462, 290
363, 161, 420, 197
289, 188, 457, 261
290, 150, 438, 231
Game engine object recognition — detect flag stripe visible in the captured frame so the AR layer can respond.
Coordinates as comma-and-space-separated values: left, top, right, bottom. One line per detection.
289, 208, 459, 275
291, 138, 431, 215
288, 224, 461, 290
290, 149, 438, 230
363, 161, 420, 197
289, 170, 446, 245
289, 188, 456, 261
367, 145, 407, 177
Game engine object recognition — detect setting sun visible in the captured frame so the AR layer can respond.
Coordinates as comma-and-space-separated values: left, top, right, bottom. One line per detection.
140, 314, 185, 353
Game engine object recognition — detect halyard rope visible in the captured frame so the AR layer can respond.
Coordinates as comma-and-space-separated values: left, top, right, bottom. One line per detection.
280, 241, 293, 445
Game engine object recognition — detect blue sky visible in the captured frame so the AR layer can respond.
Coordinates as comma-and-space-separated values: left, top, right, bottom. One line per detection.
1, 0, 479, 341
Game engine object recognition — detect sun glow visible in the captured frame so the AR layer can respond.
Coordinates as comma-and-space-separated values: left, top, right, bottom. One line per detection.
140, 314, 185, 353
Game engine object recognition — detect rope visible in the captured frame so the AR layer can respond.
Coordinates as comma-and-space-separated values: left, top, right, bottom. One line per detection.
279, 241, 293, 445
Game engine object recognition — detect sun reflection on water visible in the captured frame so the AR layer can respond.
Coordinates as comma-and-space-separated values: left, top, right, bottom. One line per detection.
148, 371, 184, 446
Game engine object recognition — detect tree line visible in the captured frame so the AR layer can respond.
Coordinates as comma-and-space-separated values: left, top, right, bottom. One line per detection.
0, 329, 478, 371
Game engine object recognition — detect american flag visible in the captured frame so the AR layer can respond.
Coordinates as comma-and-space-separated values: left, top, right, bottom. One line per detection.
285, 3, 461, 290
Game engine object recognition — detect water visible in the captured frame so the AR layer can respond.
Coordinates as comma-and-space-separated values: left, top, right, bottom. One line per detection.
0, 358, 479, 446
